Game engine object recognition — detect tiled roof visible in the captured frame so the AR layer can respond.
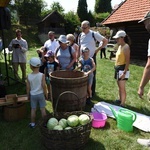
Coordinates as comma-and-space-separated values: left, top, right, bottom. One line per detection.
103, 0, 150, 25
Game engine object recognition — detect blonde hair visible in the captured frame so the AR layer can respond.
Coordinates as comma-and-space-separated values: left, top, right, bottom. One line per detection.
66, 34, 75, 42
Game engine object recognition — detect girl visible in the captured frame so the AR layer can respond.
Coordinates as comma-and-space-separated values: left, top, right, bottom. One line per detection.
113, 30, 131, 107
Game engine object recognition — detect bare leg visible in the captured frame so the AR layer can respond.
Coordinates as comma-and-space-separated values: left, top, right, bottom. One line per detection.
88, 84, 92, 98
31, 108, 36, 123
40, 107, 46, 118
117, 80, 126, 106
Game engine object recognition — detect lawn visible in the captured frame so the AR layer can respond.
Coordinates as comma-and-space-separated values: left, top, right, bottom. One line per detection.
0, 47, 150, 150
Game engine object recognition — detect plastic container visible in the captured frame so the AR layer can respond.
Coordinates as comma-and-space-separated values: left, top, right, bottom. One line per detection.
91, 112, 107, 128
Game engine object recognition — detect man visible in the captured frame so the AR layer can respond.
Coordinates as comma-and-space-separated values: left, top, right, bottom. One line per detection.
137, 11, 150, 147
43, 31, 59, 53
8, 29, 28, 82
78, 20, 108, 97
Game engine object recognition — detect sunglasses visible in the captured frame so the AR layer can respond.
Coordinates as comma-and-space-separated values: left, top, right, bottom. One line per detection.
81, 26, 88, 29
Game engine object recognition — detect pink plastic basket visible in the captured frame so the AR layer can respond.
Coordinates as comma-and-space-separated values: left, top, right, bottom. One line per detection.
91, 112, 107, 128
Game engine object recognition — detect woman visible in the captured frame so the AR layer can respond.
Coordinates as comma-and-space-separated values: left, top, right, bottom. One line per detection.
55, 35, 76, 70
66, 34, 79, 60
113, 30, 131, 107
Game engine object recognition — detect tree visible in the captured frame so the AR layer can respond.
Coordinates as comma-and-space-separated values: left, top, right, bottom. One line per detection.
88, 11, 95, 26
64, 11, 80, 34
9, 0, 45, 25
50, 2, 64, 14
77, 0, 88, 22
95, 0, 112, 13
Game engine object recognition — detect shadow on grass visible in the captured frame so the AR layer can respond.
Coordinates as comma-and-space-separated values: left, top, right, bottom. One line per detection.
85, 138, 106, 150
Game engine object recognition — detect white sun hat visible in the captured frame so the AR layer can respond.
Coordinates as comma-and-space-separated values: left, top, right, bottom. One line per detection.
58, 35, 69, 44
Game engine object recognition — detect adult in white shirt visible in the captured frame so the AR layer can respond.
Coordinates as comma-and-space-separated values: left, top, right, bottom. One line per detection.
43, 31, 59, 53
8, 29, 28, 82
78, 20, 108, 97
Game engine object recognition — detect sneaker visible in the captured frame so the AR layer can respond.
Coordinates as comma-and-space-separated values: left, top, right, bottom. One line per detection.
86, 97, 92, 105
114, 100, 121, 105
86, 97, 94, 105
137, 138, 150, 147
29, 123, 35, 128
120, 104, 126, 108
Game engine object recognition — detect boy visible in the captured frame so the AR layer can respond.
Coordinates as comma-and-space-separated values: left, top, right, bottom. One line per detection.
76, 47, 96, 104
36, 46, 48, 73
26, 57, 48, 128
44, 50, 59, 99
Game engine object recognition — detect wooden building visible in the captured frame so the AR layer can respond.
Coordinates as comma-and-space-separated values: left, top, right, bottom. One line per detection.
102, 0, 150, 60
37, 10, 66, 35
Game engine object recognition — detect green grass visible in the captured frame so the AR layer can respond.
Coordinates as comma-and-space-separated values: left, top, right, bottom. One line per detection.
0, 48, 150, 150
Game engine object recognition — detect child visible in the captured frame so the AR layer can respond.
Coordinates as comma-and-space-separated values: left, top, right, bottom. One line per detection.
76, 47, 96, 105
36, 46, 48, 73
44, 50, 59, 99
26, 57, 48, 128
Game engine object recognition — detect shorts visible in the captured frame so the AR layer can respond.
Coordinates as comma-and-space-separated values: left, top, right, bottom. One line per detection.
114, 65, 128, 81
88, 73, 94, 85
46, 77, 50, 85
30, 93, 46, 109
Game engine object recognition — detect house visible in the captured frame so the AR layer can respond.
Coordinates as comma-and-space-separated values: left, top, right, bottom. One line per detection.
37, 11, 66, 43
102, 0, 150, 60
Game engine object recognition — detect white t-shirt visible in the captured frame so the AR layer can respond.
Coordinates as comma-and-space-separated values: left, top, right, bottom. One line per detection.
44, 39, 59, 52
99, 41, 107, 48
79, 30, 104, 57
148, 39, 150, 56
28, 72, 43, 95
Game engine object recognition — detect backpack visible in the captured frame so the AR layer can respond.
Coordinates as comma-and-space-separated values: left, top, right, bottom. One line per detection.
55, 46, 76, 69
55, 46, 73, 58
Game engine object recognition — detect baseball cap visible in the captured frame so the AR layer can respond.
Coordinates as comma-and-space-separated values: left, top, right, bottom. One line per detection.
138, 11, 150, 23
82, 47, 89, 52
113, 30, 126, 39
29, 57, 41, 67
58, 35, 69, 44
44, 50, 54, 57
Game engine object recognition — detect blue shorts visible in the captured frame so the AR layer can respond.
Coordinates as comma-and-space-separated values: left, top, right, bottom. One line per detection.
30, 93, 46, 109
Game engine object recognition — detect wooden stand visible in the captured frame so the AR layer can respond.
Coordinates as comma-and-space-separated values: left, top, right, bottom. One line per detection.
0, 94, 29, 106
0, 94, 29, 121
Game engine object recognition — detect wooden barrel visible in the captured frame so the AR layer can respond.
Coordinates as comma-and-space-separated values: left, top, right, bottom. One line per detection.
50, 70, 88, 112
3, 102, 27, 121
